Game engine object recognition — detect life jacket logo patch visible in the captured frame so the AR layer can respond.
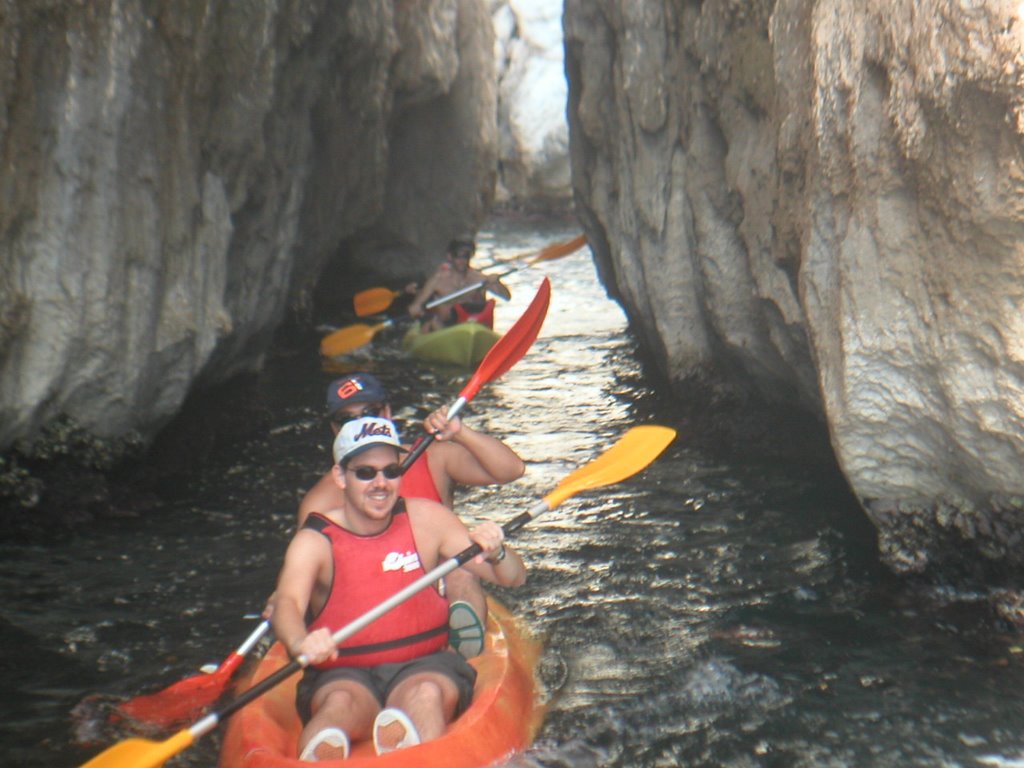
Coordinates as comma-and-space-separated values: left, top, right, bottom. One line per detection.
381, 550, 420, 573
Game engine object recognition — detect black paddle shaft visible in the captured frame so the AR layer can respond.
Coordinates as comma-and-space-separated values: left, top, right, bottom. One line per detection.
399, 398, 469, 474
215, 658, 303, 722
400, 434, 434, 474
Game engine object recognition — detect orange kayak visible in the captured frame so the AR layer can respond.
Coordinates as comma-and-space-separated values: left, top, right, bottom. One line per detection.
218, 601, 543, 767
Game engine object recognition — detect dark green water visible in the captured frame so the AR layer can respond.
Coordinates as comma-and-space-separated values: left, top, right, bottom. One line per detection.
4, 214, 1024, 767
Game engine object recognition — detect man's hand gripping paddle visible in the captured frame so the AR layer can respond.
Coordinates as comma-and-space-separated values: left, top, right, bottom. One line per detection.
350, 234, 586, 318
320, 234, 583, 358
78, 424, 675, 768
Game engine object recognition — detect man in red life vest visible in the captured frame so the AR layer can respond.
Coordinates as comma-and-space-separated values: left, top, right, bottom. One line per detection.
296, 373, 525, 657
272, 416, 526, 760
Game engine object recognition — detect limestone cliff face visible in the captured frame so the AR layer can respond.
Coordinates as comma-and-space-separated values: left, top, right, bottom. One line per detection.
565, 0, 1024, 575
0, 0, 496, 449
493, 0, 572, 205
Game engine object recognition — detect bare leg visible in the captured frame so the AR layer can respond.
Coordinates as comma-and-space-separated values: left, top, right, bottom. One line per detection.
420, 314, 443, 333
299, 679, 379, 756
443, 569, 487, 620
384, 672, 459, 743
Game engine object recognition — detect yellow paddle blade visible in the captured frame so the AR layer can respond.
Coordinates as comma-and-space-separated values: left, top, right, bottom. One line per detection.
353, 287, 401, 317
543, 425, 676, 509
319, 320, 391, 358
80, 729, 194, 768
524, 233, 587, 265
482, 234, 588, 272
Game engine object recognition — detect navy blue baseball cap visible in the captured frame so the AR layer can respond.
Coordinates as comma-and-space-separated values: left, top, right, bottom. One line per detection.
325, 373, 389, 416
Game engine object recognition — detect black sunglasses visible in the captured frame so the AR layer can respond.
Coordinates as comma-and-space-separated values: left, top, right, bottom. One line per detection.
347, 463, 403, 481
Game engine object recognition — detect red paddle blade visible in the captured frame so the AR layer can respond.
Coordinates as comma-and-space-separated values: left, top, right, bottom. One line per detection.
459, 277, 551, 402
112, 649, 247, 729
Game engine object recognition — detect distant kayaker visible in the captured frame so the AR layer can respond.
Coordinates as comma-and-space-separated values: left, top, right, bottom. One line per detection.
407, 237, 511, 333
272, 416, 526, 761
292, 372, 525, 658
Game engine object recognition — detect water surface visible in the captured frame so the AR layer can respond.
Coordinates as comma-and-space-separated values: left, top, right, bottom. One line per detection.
4, 214, 1024, 767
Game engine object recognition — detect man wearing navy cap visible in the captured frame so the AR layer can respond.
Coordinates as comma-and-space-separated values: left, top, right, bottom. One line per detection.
323, 372, 390, 417
273, 415, 526, 760
295, 372, 525, 659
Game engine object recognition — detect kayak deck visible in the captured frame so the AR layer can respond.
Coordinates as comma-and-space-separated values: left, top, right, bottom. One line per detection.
401, 321, 501, 368
219, 601, 542, 767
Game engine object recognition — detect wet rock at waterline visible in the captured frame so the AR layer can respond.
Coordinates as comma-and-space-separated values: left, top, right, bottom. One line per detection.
0, 0, 497, 454
564, 0, 1024, 576
5, 0, 1024, 585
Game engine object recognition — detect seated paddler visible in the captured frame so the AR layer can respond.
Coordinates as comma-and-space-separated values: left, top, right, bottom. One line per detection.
407, 237, 511, 333
271, 415, 527, 761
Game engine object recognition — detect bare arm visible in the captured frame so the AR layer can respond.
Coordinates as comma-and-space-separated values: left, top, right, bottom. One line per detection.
410, 500, 526, 588
424, 408, 525, 489
463, 266, 510, 301
460, 519, 526, 587
408, 264, 447, 317
262, 474, 340, 618
272, 530, 338, 663
484, 274, 511, 301
296, 471, 342, 531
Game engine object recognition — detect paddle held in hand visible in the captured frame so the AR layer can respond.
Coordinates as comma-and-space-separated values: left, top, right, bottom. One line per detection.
78, 423, 674, 768
399, 276, 551, 471
114, 619, 270, 729
350, 234, 585, 318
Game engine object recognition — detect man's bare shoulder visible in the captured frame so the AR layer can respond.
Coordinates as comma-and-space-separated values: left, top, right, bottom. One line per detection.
301, 471, 344, 509
405, 495, 450, 514
404, 496, 457, 526
286, 523, 332, 557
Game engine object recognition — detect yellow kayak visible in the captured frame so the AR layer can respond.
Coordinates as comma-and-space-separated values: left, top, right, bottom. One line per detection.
401, 321, 501, 368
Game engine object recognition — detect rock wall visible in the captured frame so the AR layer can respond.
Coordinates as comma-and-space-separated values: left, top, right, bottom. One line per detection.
7, 0, 1024, 582
564, 0, 1024, 577
0, 0, 496, 450
492, 0, 572, 205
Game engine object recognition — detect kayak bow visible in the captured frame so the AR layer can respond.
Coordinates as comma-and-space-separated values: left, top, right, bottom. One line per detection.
218, 600, 542, 766
400, 321, 501, 368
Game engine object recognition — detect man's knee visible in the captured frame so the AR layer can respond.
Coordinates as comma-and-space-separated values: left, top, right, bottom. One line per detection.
314, 683, 372, 719
402, 677, 446, 709
318, 687, 355, 712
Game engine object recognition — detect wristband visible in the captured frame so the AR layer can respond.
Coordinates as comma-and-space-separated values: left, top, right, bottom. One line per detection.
486, 544, 507, 564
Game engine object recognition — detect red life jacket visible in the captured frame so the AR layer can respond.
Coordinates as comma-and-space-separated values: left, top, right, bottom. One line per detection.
303, 501, 448, 667
453, 298, 496, 329
399, 440, 442, 503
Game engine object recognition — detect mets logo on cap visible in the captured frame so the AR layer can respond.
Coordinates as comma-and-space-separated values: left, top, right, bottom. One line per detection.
333, 416, 405, 464
354, 419, 396, 442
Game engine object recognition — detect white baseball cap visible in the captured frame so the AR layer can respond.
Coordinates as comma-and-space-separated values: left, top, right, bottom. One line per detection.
332, 417, 406, 465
